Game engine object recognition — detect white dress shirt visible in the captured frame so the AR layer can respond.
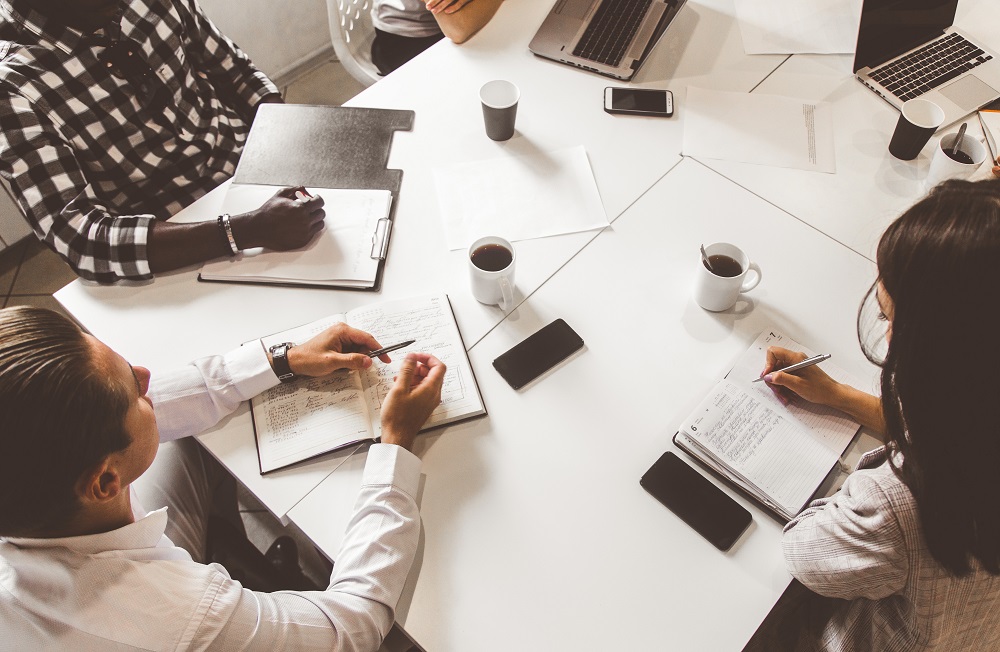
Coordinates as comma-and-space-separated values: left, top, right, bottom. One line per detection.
0, 345, 421, 651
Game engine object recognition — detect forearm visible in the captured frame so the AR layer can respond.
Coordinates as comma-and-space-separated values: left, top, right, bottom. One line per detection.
828, 384, 885, 437
147, 210, 273, 274
434, 0, 504, 43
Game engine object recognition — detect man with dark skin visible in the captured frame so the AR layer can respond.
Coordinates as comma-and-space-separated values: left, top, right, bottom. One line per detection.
0, 0, 324, 282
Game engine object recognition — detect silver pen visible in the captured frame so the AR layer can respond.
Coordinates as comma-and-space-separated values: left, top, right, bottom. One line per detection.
752, 353, 831, 383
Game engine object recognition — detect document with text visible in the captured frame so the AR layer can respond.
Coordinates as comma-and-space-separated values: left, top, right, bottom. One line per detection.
683, 87, 836, 174
674, 330, 861, 520
251, 293, 486, 473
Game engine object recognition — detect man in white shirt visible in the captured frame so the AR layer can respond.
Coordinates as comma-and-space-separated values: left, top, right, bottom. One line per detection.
0, 305, 445, 651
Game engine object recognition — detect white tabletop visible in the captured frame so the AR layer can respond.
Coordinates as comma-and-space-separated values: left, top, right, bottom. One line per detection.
289, 159, 881, 651
54, 0, 787, 518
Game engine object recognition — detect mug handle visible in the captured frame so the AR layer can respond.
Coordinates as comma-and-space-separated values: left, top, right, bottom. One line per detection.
499, 275, 515, 312
740, 262, 762, 293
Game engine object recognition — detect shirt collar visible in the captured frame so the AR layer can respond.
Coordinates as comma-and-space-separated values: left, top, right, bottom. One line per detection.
1, 0, 109, 55
2, 507, 170, 556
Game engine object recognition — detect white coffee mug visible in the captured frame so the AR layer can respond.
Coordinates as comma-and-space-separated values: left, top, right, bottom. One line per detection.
469, 236, 515, 311
925, 132, 988, 190
694, 242, 762, 312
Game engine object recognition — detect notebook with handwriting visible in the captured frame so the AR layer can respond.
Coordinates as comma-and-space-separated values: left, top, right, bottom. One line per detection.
252, 293, 486, 473
673, 330, 861, 521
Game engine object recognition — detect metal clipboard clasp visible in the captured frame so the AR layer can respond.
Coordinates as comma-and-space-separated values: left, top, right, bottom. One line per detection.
370, 217, 391, 260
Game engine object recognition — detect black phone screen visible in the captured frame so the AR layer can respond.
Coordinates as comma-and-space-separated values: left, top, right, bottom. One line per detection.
640, 452, 752, 551
493, 319, 584, 389
610, 88, 668, 113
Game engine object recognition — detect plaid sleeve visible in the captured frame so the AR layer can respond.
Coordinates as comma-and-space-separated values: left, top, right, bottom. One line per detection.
180, 0, 280, 113
0, 92, 155, 283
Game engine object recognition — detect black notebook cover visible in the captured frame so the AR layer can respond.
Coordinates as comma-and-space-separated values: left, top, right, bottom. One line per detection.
214, 103, 415, 291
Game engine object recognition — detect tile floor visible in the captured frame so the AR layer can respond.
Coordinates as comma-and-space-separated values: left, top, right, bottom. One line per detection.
0, 57, 367, 588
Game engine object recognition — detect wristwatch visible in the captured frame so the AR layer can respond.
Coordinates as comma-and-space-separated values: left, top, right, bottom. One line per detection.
269, 342, 296, 382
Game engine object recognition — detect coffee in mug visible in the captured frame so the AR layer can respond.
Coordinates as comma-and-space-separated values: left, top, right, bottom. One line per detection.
468, 236, 516, 311
471, 243, 513, 272
704, 254, 742, 278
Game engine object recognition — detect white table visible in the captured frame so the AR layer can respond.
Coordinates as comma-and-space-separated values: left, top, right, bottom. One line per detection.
290, 159, 881, 651
695, 0, 1000, 261
55, 0, 786, 519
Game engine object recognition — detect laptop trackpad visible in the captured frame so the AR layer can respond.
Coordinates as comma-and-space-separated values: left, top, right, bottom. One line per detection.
553, 0, 591, 20
939, 76, 999, 111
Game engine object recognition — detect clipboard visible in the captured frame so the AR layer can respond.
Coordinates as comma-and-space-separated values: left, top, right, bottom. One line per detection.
207, 104, 415, 291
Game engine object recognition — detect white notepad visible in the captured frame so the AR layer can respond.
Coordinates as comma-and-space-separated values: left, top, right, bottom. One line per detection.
199, 185, 392, 288
674, 330, 860, 520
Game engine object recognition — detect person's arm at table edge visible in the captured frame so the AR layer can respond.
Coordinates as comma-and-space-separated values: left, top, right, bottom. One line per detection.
429, 0, 504, 44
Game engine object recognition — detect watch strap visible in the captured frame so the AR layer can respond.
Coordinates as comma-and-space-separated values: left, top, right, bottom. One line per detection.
269, 342, 296, 382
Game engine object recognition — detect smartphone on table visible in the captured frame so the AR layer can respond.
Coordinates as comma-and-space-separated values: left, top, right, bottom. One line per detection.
604, 87, 674, 117
493, 319, 584, 390
640, 451, 752, 551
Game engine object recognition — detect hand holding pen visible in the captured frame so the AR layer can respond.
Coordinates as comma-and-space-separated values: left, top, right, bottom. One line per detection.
758, 346, 839, 407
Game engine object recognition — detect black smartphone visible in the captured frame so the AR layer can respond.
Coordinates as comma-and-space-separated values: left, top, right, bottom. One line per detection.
493, 319, 584, 390
640, 452, 752, 551
604, 87, 674, 117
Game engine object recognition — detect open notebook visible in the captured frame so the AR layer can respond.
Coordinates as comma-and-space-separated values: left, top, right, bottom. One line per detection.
199, 185, 392, 289
252, 293, 486, 473
673, 330, 862, 521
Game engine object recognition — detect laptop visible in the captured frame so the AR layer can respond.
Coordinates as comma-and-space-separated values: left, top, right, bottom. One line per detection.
853, 0, 1000, 127
529, 0, 688, 81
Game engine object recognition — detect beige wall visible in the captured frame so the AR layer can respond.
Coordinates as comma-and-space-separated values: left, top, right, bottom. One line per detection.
199, 0, 333, 82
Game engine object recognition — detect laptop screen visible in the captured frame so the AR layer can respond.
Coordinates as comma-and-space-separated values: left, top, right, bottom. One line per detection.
853, 0, 959, 72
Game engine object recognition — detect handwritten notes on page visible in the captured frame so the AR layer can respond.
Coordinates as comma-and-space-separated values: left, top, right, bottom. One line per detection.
677, 329, 861, 519
433, 145, 609, 250
683, 88, 836, 174
199, 185, 390, 288
250, 293, 485, 474
734, 0, 862, 55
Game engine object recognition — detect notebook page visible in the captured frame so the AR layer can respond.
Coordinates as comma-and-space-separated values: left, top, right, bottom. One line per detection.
253, 316, 373, 473
681, 380, 839, 516
726, 330, 860, 456
347, 293, 485, 437
200, 186, 389, 285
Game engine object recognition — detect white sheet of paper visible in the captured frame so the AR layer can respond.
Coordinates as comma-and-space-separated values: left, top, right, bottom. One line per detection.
734, 0, 862, 55
199, 185, 389, 286
683, 87, 837, 174
433, 145, 609, 251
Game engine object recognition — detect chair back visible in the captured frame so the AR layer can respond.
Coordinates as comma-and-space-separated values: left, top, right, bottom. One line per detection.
326, 0, 380, 88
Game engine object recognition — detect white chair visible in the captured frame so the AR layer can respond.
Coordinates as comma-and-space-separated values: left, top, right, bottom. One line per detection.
326, 0, 381, 88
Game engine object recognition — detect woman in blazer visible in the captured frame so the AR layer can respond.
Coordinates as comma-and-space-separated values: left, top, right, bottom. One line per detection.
745, 178, 1000, 651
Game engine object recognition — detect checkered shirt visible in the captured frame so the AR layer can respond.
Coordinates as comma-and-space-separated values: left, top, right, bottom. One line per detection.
0, 0, 279, 282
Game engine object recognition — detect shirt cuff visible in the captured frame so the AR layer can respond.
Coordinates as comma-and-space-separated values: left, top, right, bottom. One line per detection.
364, 444, 422, 498
238, 72, 281, 111
223, 342, 280, 400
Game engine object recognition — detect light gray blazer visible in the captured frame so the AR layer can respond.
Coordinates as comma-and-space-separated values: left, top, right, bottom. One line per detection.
781, 446, 1000, 651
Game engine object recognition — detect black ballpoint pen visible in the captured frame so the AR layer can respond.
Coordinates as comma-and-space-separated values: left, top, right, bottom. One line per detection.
368, 340, 416, 358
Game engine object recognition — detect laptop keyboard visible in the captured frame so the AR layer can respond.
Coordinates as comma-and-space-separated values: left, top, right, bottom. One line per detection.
572, 0, 654, 67
869, 33, 993, 102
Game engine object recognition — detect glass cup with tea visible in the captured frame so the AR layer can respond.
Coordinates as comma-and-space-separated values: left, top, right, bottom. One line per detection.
694, 242, 762, 312
469, 236, 516, 311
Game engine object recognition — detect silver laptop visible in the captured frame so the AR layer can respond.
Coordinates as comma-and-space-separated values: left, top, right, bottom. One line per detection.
529, 0, 688, 81
853, 0, 1000, 127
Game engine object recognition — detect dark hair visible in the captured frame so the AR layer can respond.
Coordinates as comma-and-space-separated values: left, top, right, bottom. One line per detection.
859, 178, 1000, 576
0, 307, 131, 536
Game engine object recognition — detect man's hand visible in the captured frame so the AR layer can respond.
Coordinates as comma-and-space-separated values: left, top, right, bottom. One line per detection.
992, 155, 999, 179
380, 353, 446, 451
231, 186, 326, 251
426, 0, 473, 15
281, 323, 392, 377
